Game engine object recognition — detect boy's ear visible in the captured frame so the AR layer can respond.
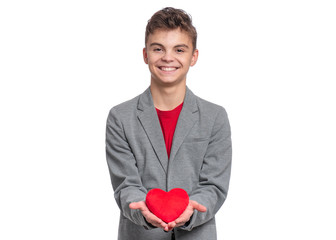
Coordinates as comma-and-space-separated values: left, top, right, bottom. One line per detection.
143, 48, 148, 64
190, 49, 199, 67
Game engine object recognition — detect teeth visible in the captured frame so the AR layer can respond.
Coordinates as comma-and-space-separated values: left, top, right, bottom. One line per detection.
160, 67, 176, 71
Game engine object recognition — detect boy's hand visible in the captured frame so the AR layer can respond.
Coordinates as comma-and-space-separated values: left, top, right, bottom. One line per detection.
129, 201, 170, 230
167, 200, 207, 229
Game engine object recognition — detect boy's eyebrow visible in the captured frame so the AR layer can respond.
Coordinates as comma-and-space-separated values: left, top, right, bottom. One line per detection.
149, 43, 164, 48
175, 44, 189, 49
149, 43, 190, 49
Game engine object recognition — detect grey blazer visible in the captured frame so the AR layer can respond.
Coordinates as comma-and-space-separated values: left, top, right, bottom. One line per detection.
106, 86, 232, 240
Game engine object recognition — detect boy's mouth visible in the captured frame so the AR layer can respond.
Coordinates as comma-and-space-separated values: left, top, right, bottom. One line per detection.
159, 66, 179, 72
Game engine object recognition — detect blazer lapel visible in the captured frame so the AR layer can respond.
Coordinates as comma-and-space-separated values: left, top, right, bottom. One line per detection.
169, 87, 199, 162
136, 86, 199, 172
137, 87, 169, 173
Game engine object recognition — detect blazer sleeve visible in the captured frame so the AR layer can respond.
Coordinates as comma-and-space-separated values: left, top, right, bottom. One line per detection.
181, 106, 232, 231
105, 107, 154, 229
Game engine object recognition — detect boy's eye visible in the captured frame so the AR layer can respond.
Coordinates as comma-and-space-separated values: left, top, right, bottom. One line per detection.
154, 48, 162, 52
176, 49, 184, 53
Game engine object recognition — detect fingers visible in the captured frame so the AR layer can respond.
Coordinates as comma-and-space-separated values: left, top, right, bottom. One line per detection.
173, 200, 207, 227
168, 221, 176, 229
174, 216, 188, 226
174, 208, 193, 226
129, 200, 207, 230
164, 224, 174, 232
129, 201, 168, 230
144, 212, 167, 229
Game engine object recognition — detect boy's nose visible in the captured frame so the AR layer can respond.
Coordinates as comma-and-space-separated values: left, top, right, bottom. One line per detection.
161, 51, 174, 62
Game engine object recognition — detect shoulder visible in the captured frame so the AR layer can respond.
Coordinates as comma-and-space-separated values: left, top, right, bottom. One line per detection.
192, 94, 231, 136
107, 94, 140, 121
195, 94, 228, 119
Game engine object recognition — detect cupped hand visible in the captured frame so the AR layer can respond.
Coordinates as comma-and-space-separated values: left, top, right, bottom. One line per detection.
129, 201, 169, 230
167, 200, 207, 229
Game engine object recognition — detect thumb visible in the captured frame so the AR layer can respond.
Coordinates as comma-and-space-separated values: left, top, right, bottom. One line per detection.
190, 200, 207, 212
129, 201, 145, 210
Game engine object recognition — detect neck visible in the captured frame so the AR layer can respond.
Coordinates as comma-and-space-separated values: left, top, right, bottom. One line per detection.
150, 81, 186, 111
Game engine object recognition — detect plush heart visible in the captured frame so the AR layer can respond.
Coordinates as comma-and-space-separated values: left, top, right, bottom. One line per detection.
146, 188, 189, 223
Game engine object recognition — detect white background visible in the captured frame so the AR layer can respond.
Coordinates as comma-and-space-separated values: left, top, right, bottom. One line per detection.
1, 0, 335, 239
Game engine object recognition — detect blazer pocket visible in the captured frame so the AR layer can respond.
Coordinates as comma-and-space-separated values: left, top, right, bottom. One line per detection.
183, 137, 210, 143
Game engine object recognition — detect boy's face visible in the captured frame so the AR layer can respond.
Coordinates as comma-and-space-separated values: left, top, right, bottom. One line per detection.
143, 28, 198, 87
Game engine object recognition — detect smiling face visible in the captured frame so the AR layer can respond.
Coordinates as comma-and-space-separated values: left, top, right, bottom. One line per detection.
143, 28, 198, 87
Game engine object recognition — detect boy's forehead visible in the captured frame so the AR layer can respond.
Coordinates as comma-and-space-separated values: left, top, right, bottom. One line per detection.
147, 28, 193, 46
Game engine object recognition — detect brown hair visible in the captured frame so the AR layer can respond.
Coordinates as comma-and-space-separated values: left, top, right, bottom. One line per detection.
145, 7, 197, 51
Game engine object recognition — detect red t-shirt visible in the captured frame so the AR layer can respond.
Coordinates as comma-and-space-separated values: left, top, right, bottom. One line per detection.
155, 102, 183, 159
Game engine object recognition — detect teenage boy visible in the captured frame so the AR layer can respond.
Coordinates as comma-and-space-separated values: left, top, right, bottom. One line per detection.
106, 7, 232, 240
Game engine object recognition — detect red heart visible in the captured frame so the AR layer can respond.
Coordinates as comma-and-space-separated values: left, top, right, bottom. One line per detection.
146, 188, 189, 223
